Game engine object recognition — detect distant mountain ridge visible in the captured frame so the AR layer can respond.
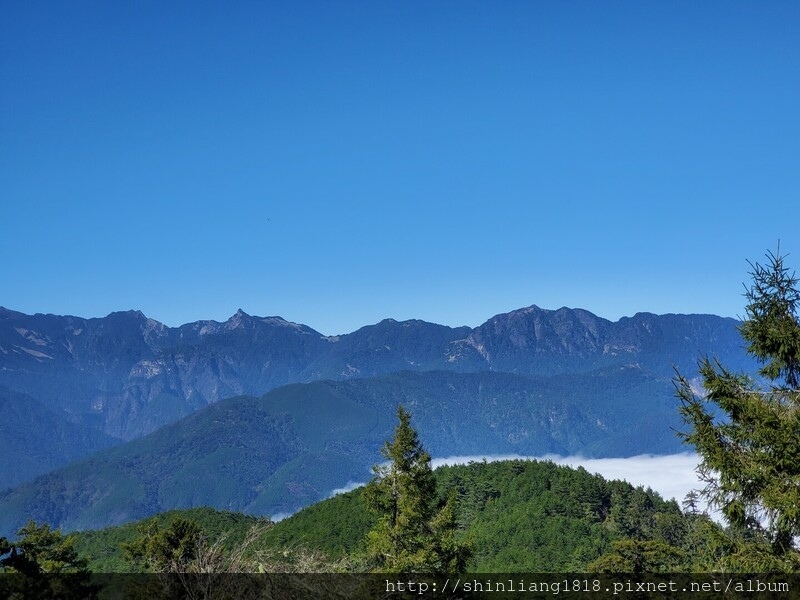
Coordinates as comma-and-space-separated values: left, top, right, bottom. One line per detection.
0, 304, 751, 442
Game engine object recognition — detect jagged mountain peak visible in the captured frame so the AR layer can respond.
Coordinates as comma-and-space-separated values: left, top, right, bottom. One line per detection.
225, 308, 252, 329
226, 310, 300, 328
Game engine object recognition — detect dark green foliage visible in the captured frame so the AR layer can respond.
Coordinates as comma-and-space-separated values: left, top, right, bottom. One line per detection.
676, 249, 800, 570
0, 521, 98, 599
262, 459, 692, 572
681, 490, 701, 516
589, 539, 684, 573
681, 510, 731, 571
449, 464, 500, 530
363, 406, 470, 573
76, 507, 348, 576
117, 514, 267, 599
445, 462, 686, 572
1, 520, 88, 574
740, 250, 800, 387
258, 489, 372, 558
122, 517, 203, 572
67, 460, 702, 573
74, 507, 265, 573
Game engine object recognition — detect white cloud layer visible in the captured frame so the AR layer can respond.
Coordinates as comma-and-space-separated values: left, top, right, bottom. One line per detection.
430, 452, 704, 504
329, 480, 367, 497
327, 453, 707, 504
292, 453, 714, 522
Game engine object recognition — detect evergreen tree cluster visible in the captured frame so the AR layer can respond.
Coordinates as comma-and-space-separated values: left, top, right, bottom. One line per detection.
677, 249, 800, 571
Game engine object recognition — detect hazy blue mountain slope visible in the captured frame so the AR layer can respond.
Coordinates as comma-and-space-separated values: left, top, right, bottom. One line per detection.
0, 393, 303, 536
303, 319, 475, 379
0, 387, 120, 490
0, 307, 329, 439
0, 367, 683, 536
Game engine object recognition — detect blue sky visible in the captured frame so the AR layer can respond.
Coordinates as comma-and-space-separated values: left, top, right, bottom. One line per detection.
3, 1, 799, 335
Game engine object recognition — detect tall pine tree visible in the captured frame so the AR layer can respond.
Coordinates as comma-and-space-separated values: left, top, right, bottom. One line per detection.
676, 248, 800, 570
363, 406, 470, 573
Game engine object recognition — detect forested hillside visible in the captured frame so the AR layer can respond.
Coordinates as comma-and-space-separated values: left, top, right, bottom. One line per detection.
71, 459, 709, 573
260, 459, 708, 572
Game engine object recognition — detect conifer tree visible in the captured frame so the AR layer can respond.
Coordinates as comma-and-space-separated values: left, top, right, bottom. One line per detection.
588, 539, 684, 573
363, 406, 470, 573
676, 248, 800, 570
0, 521, 89, 575
0, 521, 97, 599
122, 517, 203, 572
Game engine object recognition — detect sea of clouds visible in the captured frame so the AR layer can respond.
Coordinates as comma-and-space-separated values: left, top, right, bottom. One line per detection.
326, 452, 709, 511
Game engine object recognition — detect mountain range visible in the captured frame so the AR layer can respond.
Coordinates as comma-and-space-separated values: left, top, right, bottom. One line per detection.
0, 303, 755, 535
0, 304, 749, 440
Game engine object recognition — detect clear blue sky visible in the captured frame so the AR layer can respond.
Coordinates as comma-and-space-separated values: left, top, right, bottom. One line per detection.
3, 1, 799, 335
